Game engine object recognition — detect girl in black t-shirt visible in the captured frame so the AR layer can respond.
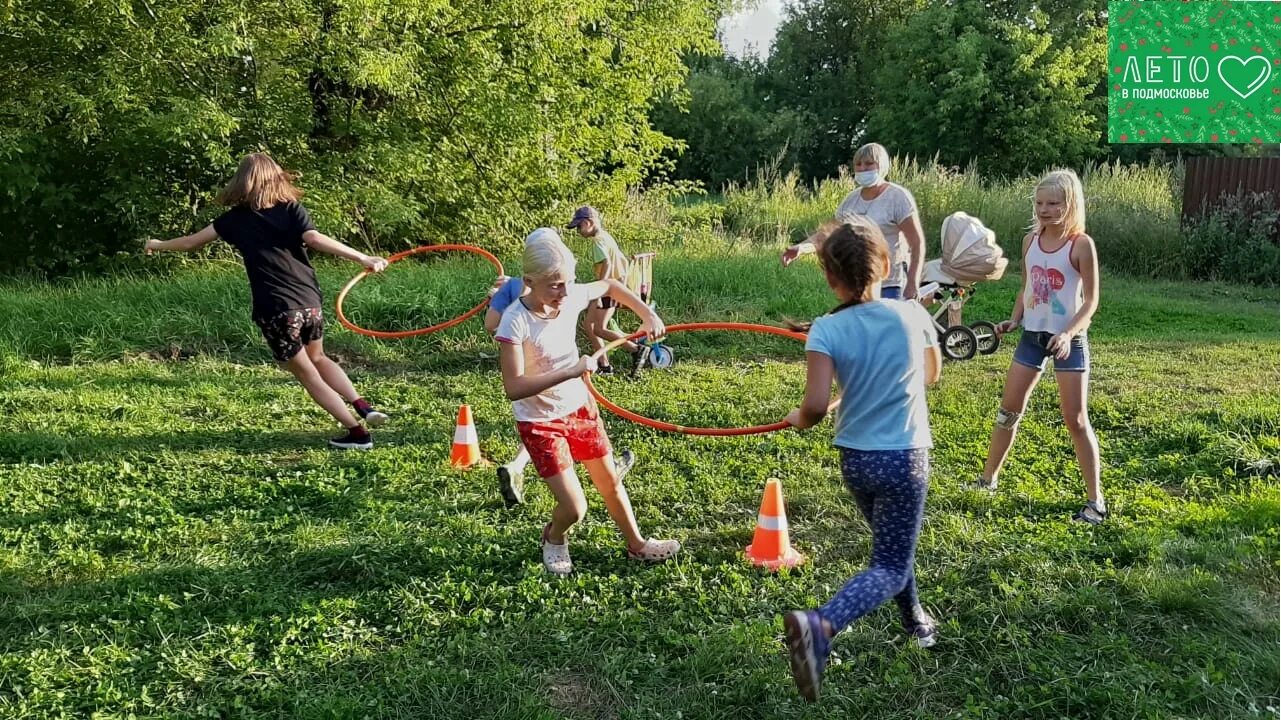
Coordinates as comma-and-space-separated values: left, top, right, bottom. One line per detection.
146, 153, 389, 450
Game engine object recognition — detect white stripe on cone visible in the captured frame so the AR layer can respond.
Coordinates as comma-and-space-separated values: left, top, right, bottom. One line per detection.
454, 424, 478, 445
757, 513, 788, 531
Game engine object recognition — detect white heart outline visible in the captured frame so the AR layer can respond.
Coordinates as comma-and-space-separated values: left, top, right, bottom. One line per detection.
1216, 55, 1272, 99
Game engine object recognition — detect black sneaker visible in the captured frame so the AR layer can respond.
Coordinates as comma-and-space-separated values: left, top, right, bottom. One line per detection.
329, 428, 373, 450
596, 364, 616, 376
615, 449, 636, 480
497, 465, 525, 508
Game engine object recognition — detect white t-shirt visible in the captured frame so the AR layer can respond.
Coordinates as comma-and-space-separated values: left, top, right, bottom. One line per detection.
835, 183, 919, 288
495, 283, 599, 422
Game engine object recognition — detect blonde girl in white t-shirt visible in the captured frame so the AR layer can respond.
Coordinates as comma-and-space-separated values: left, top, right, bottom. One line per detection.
495, 234, 680, 575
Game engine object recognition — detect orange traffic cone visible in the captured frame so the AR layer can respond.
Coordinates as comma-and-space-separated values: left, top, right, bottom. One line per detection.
450, 404, 482, 468
745, 478, 805, 570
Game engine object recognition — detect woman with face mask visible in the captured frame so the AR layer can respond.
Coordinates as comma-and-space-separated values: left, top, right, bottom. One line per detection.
781, 143, 926, 300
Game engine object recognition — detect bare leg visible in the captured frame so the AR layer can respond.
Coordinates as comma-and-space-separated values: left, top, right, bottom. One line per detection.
282, 350, 360, 427
589, 304, 639, 353
981, 362, 1042, 483
1056, 370, 1103, 506
581, 455, 646, 552
508, 443, 531, 472
305, 339, 360, 402
585, 305, 638, 363
542, 467, 589, 544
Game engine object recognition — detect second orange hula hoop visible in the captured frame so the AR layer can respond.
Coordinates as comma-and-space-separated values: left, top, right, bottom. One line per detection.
336, 244, 505, 340
583, 321, 839, 436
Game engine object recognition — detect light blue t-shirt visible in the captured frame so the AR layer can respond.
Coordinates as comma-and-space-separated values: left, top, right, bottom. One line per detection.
490, 278, 524, 314
805, 299, 938, 451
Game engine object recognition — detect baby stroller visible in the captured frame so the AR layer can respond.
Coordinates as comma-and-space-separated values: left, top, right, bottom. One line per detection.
919, 212, 1009, 361
615, 251, 675, 372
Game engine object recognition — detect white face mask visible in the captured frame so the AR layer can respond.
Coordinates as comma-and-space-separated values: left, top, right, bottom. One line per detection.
855, 169, 882, 186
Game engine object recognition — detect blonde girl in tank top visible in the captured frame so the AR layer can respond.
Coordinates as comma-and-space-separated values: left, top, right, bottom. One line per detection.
974, 169, 1105, 524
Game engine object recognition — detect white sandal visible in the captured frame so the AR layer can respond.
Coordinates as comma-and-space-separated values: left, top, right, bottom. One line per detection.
541, 523, 572, 575
627, 537, 680, 562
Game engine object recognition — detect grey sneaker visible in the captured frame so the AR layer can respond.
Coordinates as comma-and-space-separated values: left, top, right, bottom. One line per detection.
902, 606, 939, 648
615, 449, 636, 480
971, 475, 998, 492
782, 610, 830, 702
1071, 501, 1109, 525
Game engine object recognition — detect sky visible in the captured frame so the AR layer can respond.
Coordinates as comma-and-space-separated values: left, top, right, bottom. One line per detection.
718, 0, 785, 59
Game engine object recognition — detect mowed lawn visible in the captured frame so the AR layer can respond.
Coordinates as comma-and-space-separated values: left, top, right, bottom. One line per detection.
0, 245, 1277, 719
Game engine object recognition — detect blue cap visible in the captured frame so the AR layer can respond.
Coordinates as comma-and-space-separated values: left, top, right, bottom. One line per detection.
566, 206, 601, 229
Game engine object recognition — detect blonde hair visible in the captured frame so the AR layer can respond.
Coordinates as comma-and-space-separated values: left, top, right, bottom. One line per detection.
1033, 169, 1086, 237
522, 229, 576, 282
215, 153, 302, 210
852, 143, 891, 177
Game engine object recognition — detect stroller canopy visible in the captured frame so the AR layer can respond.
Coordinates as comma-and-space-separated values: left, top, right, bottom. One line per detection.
922, 211, 1008, 285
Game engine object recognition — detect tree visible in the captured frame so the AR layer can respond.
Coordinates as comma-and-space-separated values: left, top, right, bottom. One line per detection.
765, 0, 925, 178
0, 0, 721, 274
650, 54, 810, 188
863, 0, 1106, 177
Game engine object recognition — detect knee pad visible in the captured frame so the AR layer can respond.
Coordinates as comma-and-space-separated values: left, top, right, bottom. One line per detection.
995, 407, 1022, 430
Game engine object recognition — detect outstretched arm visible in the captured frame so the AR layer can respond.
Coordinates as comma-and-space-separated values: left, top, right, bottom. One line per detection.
302, 230, 387, 272
145, 224, 218, 253
598, 279, 666, 339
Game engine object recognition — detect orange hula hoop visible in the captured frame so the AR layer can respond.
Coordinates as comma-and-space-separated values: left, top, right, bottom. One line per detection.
583, 321, 839, 436
335, 244, 505, 340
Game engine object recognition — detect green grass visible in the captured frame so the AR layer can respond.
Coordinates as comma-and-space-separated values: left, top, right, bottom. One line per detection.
0, 243, 1277, 718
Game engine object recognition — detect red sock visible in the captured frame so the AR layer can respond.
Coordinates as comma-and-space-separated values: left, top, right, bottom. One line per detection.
352, 398, 373, 416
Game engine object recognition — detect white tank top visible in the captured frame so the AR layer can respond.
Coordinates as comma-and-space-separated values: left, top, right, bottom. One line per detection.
1022, 232, 1084, 334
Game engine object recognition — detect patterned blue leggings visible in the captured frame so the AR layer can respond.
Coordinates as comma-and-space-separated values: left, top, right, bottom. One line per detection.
819, 448, 930, 632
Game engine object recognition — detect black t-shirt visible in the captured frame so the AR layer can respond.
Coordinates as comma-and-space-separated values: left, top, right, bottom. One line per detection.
212, 202, 324, 320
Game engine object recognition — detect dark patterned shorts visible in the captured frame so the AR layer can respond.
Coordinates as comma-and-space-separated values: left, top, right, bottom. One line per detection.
255, 308, 324, 362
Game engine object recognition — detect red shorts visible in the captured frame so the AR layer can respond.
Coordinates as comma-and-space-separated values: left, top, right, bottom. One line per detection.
516, 399, 612, 479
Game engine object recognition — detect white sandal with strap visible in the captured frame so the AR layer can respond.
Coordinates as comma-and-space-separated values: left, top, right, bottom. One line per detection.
627, 537, 680, 562
541, 523, 572, 575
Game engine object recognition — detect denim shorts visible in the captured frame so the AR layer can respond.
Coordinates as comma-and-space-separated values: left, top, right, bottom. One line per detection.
1012, 330, 1089, 372
881, 286, 902, 300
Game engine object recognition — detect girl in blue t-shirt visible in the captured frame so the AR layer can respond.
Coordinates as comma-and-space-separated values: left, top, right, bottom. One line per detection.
780, 217, 942, 702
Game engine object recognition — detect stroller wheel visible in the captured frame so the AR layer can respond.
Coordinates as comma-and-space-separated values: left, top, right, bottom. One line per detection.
970, 321, 1000, 355
647, 343, 675, 369
940, 325, 978, 361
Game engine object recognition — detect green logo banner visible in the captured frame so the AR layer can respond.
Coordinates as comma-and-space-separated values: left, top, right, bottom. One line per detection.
1108, 0, 1281, 144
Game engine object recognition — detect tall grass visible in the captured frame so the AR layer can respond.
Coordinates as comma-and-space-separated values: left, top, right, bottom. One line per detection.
652, 156, 1225, 282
